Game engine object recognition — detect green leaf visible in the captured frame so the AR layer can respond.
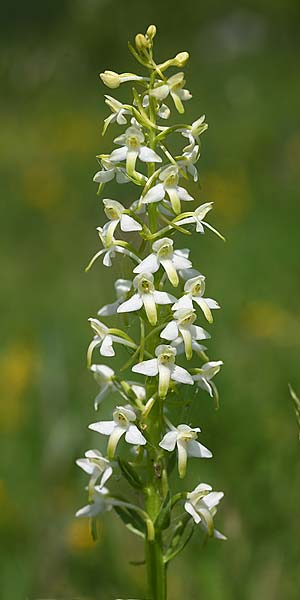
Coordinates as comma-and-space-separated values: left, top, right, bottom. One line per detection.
114, 506, 146, 539
118, 457, 143, 489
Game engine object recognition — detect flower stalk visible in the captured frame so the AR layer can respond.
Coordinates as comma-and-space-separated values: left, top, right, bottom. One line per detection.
76, 24, 227, 600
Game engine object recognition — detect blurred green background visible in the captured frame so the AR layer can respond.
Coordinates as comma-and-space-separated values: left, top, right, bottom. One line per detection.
1, 1, 300, 598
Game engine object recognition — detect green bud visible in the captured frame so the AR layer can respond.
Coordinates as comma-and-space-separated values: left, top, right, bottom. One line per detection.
135, 33, 149, 51
146, 24, 157, 40
100, 70, 120, 89
174, 51, 189, 67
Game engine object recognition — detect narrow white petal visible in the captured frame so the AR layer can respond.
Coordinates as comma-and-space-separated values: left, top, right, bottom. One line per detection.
205, 298, 221, 309
184, 500, 201, 524
172, 254, 192, 270
76, 459, 94, 475
177, 186, 194, 201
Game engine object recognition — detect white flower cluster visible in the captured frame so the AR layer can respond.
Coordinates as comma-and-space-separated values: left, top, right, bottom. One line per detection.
77, 24, 226, 564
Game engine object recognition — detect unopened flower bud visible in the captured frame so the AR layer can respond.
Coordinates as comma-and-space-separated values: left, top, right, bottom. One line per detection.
174, 52, 189, 67
100, 70, 120, 89
135, 33, 149, 51
146, 25, 157, 40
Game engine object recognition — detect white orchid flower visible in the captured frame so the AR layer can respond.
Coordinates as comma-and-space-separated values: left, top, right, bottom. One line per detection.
100, 70, 148, 89
86, 224, 140, 269
102, 95, 130, 135
89, 405, 146, 459
177, 144, 200, 182
117, 272, 176, 326
193, 361, 223, 397
90, 364, 115, 409
87, 318, 135, 364
150, 72, 192, 114
133, 238, 192, 287
179, 115, 208, 149
98, 279, 132, 318
159, 424, 212, 478
142, 94, 170, 119
132, 344, 193, 399
93, 156, 129, 187
102, 199, 142, 242
76, 449, 113, 491
142, 165, 194, 215
172, 275, 220, 323
110, 125, 162, 176
76, 485, 137, 519
184, 483, 226, 540
160, 308, 210, 360
175, 202, 224, 239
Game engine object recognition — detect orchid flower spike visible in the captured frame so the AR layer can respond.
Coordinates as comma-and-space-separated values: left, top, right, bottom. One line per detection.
142, 165, 194, 215
160, 307, 210, 360
132, 344, 193, 399
117, 272, 175, 325
172, 275, 220, 323
184, 483, 226, 540
89, 404, 146, 459
159, 424, 212, 478
133, 238, 192, 287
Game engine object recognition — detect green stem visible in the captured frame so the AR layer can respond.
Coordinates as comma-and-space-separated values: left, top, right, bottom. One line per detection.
145, 536, 167, 600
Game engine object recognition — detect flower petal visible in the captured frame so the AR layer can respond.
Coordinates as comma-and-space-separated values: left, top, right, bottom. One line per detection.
117, 293, 143, 313
120, 214, 142, 232
142, 183, 165, 204
187, 440, 212, 459
139, 146, 162, 163
109, 147, 128, 162
153, 291, 176, 305
132, 358, 159, 377
133, 253, 159, 275
125, 424, 147, 445
100, 335, 115, 357
159, 430, 178, 451
89, 420, 115, 435
160, 320, 179, 341
171, 365, 194, 385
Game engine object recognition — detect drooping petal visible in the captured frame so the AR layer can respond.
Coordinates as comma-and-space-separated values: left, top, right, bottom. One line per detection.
176, 440, 188, 478
158, 363, 171, 398
179, 326, 193, 360
195, 297, 213, 323
190, 325, 211, 341
205, 298, 221, 310
160, 258, 179, 287
107, 425, 126, 458
120, 214, 142, 232
184, 500, 201, 524
172, 253, 192, 271
177, 186, 194, 202
142, 292, 157, 325
125, 424, 147, 445
132, 358, 159, 377
117, 293, 143, 313
93, 169, 115, 183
